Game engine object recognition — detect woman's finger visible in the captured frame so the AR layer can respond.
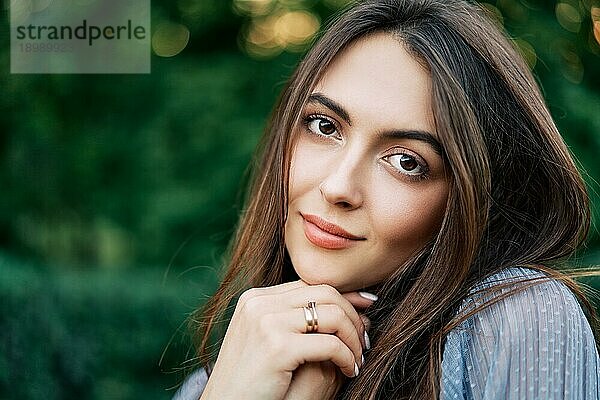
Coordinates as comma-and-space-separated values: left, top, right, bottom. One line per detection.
360, 314, 371, 331
280, 285, 366, 347
238, 280, 307, 300
235, 280, 308, 316
236, 282, 367, 349
283, 305, 364, 366
341, 291, 377, 309
287, 333, 359, 378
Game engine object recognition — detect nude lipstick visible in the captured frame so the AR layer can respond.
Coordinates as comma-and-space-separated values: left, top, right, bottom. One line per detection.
302, 213, 365, 250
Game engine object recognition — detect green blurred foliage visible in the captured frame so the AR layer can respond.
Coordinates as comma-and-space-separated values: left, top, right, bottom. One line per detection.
1, 0, 600, 398
0, 252, 219, 399
1, 52, 295, 269
1, 18, 299, 269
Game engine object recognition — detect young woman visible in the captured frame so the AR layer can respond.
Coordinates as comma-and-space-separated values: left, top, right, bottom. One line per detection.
173, 0, 600, 398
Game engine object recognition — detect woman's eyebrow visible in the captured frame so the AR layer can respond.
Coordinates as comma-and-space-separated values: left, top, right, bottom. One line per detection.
307, 92, 443, 156
307, 93, 352, 125
380, 130, 443, 156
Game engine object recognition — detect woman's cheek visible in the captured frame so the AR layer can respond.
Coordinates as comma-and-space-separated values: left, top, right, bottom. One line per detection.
374, 185, 447, 250
289, 140, 329, 196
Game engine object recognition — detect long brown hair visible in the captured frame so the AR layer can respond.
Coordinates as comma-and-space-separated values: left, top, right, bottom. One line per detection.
189, 0, 599, 398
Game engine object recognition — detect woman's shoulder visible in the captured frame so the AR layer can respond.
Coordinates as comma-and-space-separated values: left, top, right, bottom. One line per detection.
453, 265, 593, 342
441, 266, 600, 399
472, 265, 563, 291
461, 266, 582, 314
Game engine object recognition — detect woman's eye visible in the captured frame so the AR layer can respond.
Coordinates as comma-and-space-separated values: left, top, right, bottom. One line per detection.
386, 153, 427, 177
305, 116, 339, 137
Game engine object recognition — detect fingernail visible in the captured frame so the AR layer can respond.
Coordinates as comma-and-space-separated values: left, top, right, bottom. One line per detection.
354, 362, 360, 377
358, 291, 378, 301
364, 331, 371, 350
361, 354, 365, 365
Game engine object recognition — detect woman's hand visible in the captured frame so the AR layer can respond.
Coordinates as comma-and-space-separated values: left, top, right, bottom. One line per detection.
282, 361, 342, 400
282, 293, 374, 400
199, 280, 373, 400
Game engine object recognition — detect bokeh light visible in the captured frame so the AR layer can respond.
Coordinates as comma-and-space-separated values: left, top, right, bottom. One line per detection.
497, 0, 529, 22
243, 9, 320, 58
279, 0, 318, 7
555, 40, 585, 84
323, 0, 350, 8
480, 2, 505, 26
512, 38, 537, 69
152, 22, 190, 57
244, 14, 282, 57
233, 0, 275, 16
274, 10, 319, 47
555, 2, 582, 33
592, 7, 600, 47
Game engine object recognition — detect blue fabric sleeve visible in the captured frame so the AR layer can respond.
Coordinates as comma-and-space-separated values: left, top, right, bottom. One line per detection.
172, 368, 208, 400
441, 267, 600, 400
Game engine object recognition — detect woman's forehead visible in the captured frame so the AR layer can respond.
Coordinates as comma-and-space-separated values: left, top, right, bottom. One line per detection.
310, 32, 436, 137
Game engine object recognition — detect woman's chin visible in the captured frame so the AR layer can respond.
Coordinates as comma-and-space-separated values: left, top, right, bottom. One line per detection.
293, 267, 357, 292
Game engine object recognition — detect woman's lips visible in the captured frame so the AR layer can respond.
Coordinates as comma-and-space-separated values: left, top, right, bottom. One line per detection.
301, 213, 365, 250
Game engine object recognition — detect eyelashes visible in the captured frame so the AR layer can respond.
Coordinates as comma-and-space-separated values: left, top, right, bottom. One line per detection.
383, 153, 430, 181
300, 113, 430, 182
302, 113, 341, 139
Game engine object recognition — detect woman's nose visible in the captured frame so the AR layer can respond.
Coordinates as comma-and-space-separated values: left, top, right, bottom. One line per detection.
319, 151, 364, 210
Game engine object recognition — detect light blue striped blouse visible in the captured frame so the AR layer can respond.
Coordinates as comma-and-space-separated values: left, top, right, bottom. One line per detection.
441, 266, 599, 399
173, 267, 600, 399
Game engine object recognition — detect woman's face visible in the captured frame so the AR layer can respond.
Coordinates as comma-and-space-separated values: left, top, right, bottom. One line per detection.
284, 32, 449, 292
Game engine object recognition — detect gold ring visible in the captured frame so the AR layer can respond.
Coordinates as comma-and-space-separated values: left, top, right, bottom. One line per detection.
308, 300, 318, 332
303, 306, 316, 333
